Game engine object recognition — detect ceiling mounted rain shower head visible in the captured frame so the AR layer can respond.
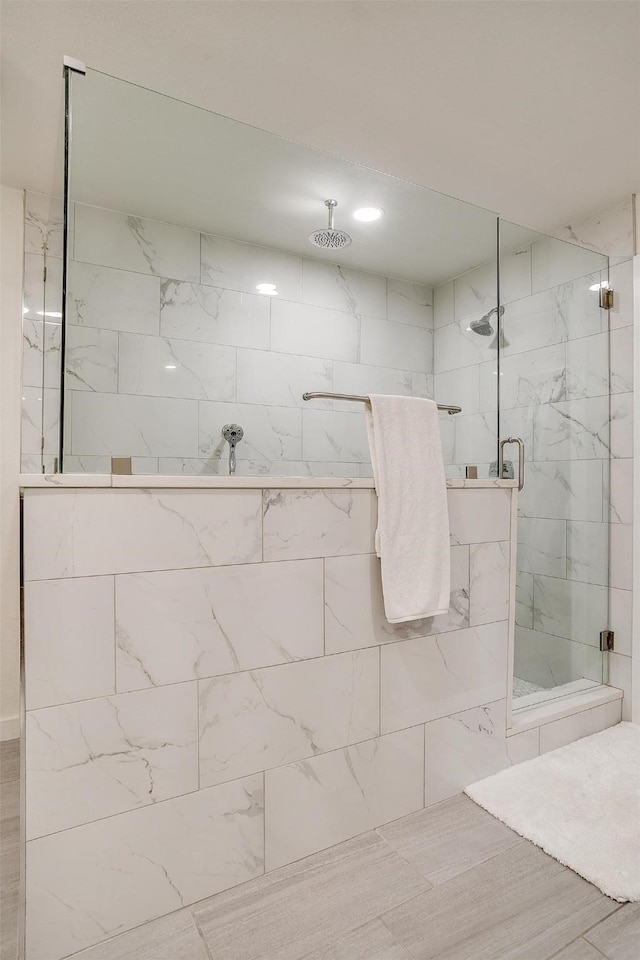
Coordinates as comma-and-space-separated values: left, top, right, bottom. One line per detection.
308, 199, 352, 250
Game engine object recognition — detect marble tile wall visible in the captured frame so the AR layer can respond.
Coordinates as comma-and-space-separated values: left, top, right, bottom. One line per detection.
434, 205, 635, 710
21, 482, 539, 960
22, 193, 438, 477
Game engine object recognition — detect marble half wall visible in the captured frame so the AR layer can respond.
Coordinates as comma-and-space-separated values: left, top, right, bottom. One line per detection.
21, 483, 622, 960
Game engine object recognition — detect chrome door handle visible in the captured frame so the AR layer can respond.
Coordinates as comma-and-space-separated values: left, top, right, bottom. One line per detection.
499, 437, 525, 491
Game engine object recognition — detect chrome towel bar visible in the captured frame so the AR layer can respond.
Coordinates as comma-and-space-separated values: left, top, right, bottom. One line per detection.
302, 391, 462, 415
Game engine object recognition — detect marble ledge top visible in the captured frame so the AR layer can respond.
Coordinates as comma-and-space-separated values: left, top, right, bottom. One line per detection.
20, 474, 518, 490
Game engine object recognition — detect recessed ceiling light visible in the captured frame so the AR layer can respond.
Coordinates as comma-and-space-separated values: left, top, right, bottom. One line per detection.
165, 364, 177, 370
256, 282, 278, 295
589, 281, 609, 291
353, 207, 383, 222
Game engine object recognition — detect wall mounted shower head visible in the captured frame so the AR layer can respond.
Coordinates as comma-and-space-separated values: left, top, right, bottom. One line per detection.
308, 200, 352, 250
469, 305, 505, 337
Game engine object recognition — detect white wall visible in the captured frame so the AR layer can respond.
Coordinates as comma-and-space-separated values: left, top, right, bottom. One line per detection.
0, 185, 24, 739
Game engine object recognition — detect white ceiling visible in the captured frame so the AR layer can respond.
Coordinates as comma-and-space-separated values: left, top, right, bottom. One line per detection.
2, 0, 639, 236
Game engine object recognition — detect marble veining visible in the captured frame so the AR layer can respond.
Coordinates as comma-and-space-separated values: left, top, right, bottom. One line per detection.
198, 649, 379, 786
115, 559, 324, 690
26, 683, 199, 838
25, 775, 264, 960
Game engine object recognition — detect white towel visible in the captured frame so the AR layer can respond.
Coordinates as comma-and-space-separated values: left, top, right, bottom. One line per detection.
365, 394, 450, 623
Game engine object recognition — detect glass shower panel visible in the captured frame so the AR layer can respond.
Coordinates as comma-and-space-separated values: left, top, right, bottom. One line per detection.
499, 220, 610, 705
60, 66, 499, 476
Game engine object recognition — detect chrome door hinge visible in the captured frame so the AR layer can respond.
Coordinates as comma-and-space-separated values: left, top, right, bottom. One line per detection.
599, 287, 614, 309
600, 629, 614, 652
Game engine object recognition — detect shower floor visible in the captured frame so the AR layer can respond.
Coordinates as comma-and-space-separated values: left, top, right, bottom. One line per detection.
7, 778, 629, 960
513, 676, 545, 697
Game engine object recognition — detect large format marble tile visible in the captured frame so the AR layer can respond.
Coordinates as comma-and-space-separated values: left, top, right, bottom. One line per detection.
494, 343, 566, 410
237, 348, 332, 407
380, 622, 508, 732
70, 392, 199, 457
23, 488, 262, 579
531, 235, 607, 292
539, 699, 622, 753
515, 571, 534, 629
302, 409, 370, 463
74, 204, 200, 281
434, 318, 495, 373
453, 412, 498, 465
118, 333, 236, 401
567, 521, 608, 585
69, 908, 210, 960
448, 488, 511, 544
386, 278, 433, 326
21, 386, 60, 456
26, 682, 198, 838
609, 587, 632, 657
519, 460, 604, 522
610, 392, 633, 460
201, 234, 303, 300
160, 280, 270, 348
436, 366, 480, 416
455, 248, 529, 320
378, 793, 522, 885
382, 839, 617, 960
25, 775, 264, 960
25, 576, 115, 710
65, 326, 119, 393
199, 400, 302, 462
24, 191, 63, 257
517, 518, 566, 577
423, 701, 539, 805
22, 319, 61, 389
610, 326, 634, 395
67, 261, 161, 335
262, 489, 375, 560
610, 523, 633, 591
502, 278, 603, 360
325, 547, 470, 653
453, 260, 497, 321
552, 197, 634, 263
469, 541, 509, 626
23, 251, 62, 321
116, 559, 323, 691
360, 315, 432, 374
534, 397, 609, 461
271, 299, 359, 362
192, 831, 431, 960
609, 259, 633, 330
264, 727, 424, 870
302, 259, 386, 319
514, 626, 603, 688
333, 361, 413, 409
533, 575, 608, 644
565, 332, 609, 400
199, 649, 379, 787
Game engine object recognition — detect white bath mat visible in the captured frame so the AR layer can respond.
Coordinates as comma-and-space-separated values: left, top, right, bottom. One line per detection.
465, 721, 640, 902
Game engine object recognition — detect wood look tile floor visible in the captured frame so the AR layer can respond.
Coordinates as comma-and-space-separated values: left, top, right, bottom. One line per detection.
1, 737, 637, 960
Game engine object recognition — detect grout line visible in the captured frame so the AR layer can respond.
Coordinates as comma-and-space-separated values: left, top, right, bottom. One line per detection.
191, 907, 217, 960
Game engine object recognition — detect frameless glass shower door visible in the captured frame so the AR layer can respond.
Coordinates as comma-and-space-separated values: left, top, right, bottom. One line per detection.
499, 221, 612, 705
